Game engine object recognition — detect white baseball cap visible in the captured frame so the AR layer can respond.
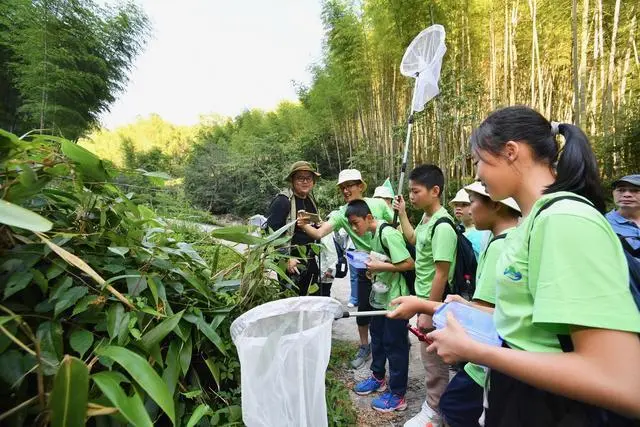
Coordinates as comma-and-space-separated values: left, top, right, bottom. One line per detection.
337, 169, 367, 191
449, 189, 471, 205
464, 181, 521, 213
373, 186, 394, 199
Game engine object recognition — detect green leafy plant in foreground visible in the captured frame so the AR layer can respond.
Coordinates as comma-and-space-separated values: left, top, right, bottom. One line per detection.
0, 129, 294, 426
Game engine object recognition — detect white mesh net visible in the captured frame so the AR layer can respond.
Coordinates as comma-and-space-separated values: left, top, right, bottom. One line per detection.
400, 24, 447, 112
230, 297, 343, 427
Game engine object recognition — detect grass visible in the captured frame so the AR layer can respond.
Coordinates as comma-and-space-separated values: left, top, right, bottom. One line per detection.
326, 340, 359, 426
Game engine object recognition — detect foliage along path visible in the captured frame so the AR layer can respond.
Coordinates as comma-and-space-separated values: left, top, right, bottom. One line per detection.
331, 275, 427, 426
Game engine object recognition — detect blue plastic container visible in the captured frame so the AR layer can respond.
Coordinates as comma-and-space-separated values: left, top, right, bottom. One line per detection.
433, 302, 502, 347
346, 251, 369, 269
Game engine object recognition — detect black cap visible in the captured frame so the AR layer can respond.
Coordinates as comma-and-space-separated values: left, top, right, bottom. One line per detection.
612, 174, 640, 188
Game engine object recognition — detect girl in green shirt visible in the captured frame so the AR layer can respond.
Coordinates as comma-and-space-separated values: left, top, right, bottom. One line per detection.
389, 106, 640, 424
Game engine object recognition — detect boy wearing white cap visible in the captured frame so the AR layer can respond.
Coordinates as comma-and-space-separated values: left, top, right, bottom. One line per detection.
450, 188, 489, 258
298, 169, 394, 368
373, 185, 395, 208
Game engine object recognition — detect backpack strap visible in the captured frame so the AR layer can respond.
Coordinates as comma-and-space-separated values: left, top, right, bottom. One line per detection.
378, 222, 394, 258
527, 195, 593, 353
617, 234, 640, 258
485, 233, 506, 250
430, 216, 456, 240
531, 195, 592, 222
528, 195, 593, 250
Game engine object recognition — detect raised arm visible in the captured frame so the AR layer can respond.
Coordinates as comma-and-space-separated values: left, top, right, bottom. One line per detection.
392, 195, 417, 245
298, 219, 333, 241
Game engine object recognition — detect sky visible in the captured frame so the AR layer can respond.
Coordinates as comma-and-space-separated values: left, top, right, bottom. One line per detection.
100, 0, 324, 130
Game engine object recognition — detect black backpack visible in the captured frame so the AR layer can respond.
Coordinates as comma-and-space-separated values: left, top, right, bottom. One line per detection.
332, 233, 348, 279
532, 195, 640, 313
378, 223, 417, 295
430, 217, 478, 300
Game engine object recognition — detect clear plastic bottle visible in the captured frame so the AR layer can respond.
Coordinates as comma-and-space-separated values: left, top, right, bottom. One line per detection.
369, 281, 390, 309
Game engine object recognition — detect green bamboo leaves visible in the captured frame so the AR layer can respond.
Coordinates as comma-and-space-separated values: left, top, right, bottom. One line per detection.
97, 346, 175, 425
50, 356, 89, 427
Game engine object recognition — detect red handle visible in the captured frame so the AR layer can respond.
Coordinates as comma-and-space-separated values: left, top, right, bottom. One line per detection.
407, 324, 433, 344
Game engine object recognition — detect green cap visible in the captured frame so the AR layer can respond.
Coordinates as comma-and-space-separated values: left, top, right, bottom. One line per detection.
286, 161, 321, 181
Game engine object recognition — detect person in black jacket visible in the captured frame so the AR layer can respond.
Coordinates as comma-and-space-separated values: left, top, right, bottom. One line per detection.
266, 161, 321, 296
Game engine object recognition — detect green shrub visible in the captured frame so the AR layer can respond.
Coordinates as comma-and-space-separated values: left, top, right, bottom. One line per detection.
0, 129, 291, 426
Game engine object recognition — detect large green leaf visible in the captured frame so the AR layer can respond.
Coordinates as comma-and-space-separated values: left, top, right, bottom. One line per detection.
210, 225, 265, 245
261, 219, 296, 246
97, 346, 175, 424
92, 371, 153, 427
203, 357, 221, 390
107, 303, 125, 340
37, 321, 63, 375
179, 335, 192, 376
139, 311, 184, 352
69, 330, 94, 358
142, 171, 172, 186
125, 271, 147, 296
0, 199, 52, 232
171, 268, 211, 299
54, 286, 88, 317
50, 356, 89, 427
61, 140, 109, 182
161, 340, 180, 396
3, 270, 33, 299
0, 350, 36, 387
107, 246, 130, 257
186, 404, 211, 427
184, 314, 227, 355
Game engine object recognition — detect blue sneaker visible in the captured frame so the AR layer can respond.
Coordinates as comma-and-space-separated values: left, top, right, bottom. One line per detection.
371, 391, 407, 413
354, 375, 387, 395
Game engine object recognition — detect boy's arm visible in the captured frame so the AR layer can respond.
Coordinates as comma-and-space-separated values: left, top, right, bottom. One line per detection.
393, 196, 417, 245
366, 257, 414, 273
429, 261, 450, 302
299, 221, 333, 240
399, 212, 417, 245
387, 297, 443, 318
429, 222, 457, 302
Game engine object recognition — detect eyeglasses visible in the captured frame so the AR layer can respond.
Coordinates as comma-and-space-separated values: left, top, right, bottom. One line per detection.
294, 175, 314, 183
339, 182, 360, 191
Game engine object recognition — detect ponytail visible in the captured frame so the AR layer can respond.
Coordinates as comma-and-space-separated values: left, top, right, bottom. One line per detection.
544, 124, 606, 213
471, 106, 605, 214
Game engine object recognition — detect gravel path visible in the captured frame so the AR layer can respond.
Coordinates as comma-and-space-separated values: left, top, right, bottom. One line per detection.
330, 273, 427, 426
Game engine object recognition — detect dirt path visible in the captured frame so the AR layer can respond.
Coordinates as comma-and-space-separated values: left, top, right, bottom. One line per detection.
331, 274, 426, 426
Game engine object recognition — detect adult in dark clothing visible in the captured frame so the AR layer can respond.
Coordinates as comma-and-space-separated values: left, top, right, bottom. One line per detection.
266, 161, 321, 296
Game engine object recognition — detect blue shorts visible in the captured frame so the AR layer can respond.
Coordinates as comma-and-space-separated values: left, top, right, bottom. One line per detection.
439, 369, 484, 427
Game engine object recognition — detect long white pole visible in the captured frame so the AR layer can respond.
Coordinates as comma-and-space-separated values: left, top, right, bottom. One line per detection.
393, 74, 420, 225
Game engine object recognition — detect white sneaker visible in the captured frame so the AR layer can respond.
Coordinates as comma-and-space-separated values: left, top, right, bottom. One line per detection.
403, 401, 441, 427
347, 302, 355, 308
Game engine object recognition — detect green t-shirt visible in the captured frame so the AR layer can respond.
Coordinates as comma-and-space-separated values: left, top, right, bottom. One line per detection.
414, 207, 457, 299
464, 227, 514, 387
370, 221, 412, 309
495, 192, 640, 353
328, 197, 394, 252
